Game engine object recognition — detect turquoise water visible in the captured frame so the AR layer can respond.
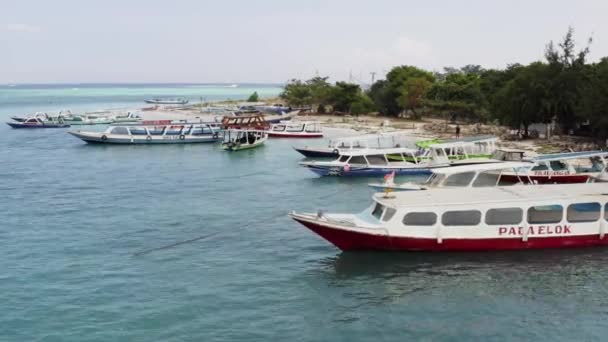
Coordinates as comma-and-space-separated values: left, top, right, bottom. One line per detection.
3, 85, 608, 341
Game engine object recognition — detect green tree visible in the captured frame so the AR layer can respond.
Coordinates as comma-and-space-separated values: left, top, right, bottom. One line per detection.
397, 77, 432, 119
306, 76, 332, 113
280, 79, 313, 107
369, 65, 435, 116
329, 82, 361, 113
247, 91, 259, 102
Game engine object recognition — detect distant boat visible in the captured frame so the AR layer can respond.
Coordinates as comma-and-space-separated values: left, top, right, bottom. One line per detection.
7, 117, 70, 129
144, 97, 189, 105
68, 123, 221, 144
268, 121, 323, 138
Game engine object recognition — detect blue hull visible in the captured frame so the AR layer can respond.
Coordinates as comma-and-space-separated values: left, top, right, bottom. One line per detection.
305, 165, 432, 177
7, 122, 70, 129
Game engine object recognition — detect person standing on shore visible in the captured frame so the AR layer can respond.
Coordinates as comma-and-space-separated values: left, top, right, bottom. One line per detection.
455, 124, 461, 139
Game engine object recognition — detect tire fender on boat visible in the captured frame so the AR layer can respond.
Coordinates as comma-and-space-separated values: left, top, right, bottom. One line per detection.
146, 135, 152, 142
333, 149, 339, 155
179, 134, 185, 140
101, 135, 108, 141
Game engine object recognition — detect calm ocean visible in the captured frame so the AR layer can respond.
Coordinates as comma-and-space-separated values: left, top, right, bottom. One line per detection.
1, 84, 608, 341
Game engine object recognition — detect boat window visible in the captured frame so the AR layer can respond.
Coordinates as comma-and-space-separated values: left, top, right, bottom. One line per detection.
549, 160, 568, 171
129, 127, 147, 135
403, 212, 437, 226
527, 205, 563, 224
442, 210, 482, 226
305, 124, 319, 133
349, 156, 367, 164
148, 127, 165, 135
338, 155, 349, 162
567, 202, 601, 223
531, 163, 549, 171
371, 203, 385, 220
382, 208, 397, 222
166, 126, 183, 135
425, 173, 446, 187
110, 126, 129, 135
182, 127, 192, 135
444, 172, 476, 187
366, 155, 387, 165
472, 171, 501, 187
286, 124, 304, 132
272, 125, 286, 131
485, 208, 523, 225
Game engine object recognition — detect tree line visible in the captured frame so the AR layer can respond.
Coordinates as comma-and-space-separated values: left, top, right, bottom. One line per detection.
280, 28, 608, 140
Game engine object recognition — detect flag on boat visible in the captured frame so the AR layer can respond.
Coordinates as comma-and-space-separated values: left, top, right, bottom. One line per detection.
384, 171, 395, 184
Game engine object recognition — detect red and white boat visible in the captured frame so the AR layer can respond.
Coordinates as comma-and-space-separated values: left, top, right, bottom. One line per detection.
498, 150, 608, 184
268, 121, 323, 138
290, 183, 608, 251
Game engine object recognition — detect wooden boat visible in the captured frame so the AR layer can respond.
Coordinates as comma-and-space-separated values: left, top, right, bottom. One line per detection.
144, 97, 188, 105
368, 161, 534, 192
268, 121, 323, 138
222, 129, 267, 151
294, 131, 423, 158
299, 147, 449, 177
499, 151, 608, 184
7, 117, 70, 128
290, 182, 608, 251
68, 123, 220, 144
221, 115, 270, 130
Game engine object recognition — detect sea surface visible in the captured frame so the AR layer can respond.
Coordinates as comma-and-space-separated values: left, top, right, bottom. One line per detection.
2, 84, 608, 341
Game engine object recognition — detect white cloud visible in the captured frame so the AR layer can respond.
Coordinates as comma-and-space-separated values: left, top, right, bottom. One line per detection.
6, 24, 41, 33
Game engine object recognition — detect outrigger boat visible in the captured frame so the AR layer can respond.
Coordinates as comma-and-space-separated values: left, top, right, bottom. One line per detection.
499, 151, 608, 184
299, 147, 450, 177
144, 97, 189, 105
68, 123, 221, 144
222, 129, 268, 151
290, 182, 608, 251
294, 131, 423, 158
7, 117, 70, 129
368, 161, 534, 192
268, 121, 323, 138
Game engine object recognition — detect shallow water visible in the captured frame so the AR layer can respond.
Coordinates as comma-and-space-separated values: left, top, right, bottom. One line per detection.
2, 85, 608, 341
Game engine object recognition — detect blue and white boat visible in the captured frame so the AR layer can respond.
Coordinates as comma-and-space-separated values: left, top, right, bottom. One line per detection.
299, 147, 450, 177
68, 123, 221, 144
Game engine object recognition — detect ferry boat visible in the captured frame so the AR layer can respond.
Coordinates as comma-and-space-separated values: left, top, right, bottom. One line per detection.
499, 151, 608, 184
144, 97, 189, 105
268, 121, 323, 138
7, 117, 70, 129
222, 129, 268, 151
299, 147, 450, 177
368, 161, 535, 191
68, 123, 220, 144
290, 183, 608, 251
294, 131, 423, 158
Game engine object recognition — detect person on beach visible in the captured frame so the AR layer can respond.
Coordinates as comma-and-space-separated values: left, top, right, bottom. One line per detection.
455, 124, 461, 139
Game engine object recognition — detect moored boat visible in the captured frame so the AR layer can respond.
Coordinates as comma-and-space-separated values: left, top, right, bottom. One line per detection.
144, 97, 189, 105
68, 123, 221, 144
7, 117, 70, 129
222, 129, 268, 151
268, 121, 323, 138
290, 183, 608, 251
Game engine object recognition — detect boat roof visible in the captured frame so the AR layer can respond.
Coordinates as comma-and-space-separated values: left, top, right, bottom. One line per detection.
340, 147, 419, 156
534, 151, 608, 161
330, 131, 425, 143
225, 129, 267, 133
431, 161, 534, 175
495, 148, 527, 153
374, 182, 608, 209
429, 138, 498, 149
441, 135, 498, 144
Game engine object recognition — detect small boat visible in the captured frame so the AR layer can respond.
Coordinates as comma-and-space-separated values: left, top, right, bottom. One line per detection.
299, 147, 449, 177
7, 117, 70, 129
290, 182, 608, 251
10, 112, 51, 122
111, 112, 143, 124
499, 150, 608, 184
268, 121, 323, 138
144, 97, 189, 105
68, 123, 221, 144
294, 131, 423, 158
368, 161, 535, 192
221, 115, 270, 130
222, 129, 268, 151
63, 114, 114, 125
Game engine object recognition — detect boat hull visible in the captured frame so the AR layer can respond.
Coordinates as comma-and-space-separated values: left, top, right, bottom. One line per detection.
293, 217, 608, 252
304, 165, 433, 177
293, 147, 338, 158
268, 132, 323, 138
68, 132, 219, 144
7, 122, 70, 129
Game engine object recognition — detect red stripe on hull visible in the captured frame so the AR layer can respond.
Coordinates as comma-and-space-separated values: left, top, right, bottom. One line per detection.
294, 219, 608, 252
268, 133, 323, 138
500, 174, 591, 184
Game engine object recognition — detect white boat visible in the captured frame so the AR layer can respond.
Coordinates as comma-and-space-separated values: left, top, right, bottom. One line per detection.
268, 121, 323, 138
290, 182, 608, 251
222, 129, 268, 151
68, 123, 221, 144
144, 97, 188, 105
368, 161, 535, 191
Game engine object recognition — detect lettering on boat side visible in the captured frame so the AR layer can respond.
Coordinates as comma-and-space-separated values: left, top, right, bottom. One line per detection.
498, 225, 572, 236
532, 171, 569, 176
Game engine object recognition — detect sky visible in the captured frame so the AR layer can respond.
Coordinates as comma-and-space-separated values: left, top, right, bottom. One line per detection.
2, 0, 608, 84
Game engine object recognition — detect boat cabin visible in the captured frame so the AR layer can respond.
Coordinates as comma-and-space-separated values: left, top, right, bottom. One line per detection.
335, 148, 424, 166
531, 151, 608, 175
104, 124, 218, 137
421, 161, 534, 188
221, 115, 269, 130
271, 121, 321, 133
